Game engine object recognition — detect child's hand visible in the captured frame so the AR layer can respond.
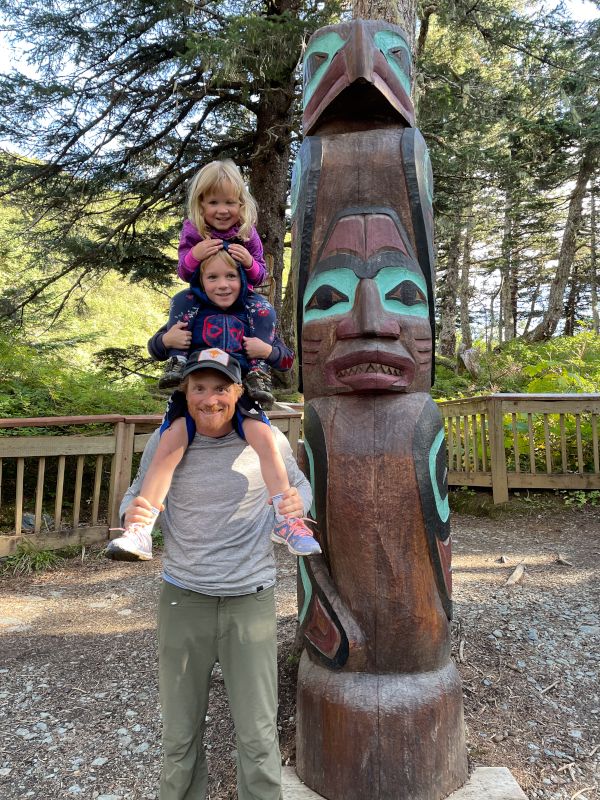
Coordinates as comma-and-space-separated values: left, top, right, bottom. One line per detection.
162, 321, 192, 350
191, 238, 223, 262
268, 487, 304, 518
227, 243, 253, 269
243, 336, 273, 359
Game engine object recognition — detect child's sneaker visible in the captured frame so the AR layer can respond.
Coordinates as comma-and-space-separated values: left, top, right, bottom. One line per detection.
106, 524, 153, 561
244, 369, 275, 410
271, 517, 322, 556
158, 355, 187, 390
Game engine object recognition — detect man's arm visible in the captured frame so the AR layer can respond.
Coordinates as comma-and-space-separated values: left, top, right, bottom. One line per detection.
274, 428, 313, 516
119, 429, 161, 522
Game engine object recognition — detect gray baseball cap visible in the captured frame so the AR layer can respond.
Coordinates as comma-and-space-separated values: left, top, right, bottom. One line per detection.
182, 348, 242, 383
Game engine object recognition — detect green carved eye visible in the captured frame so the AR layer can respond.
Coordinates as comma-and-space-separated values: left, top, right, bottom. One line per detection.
303, 31, 346, 107
306, 285, 349, 312
373, 30, 411, 95
305, 51, 328, 87
385, 281, 427, 307
375, 267, 429, 317
303, 268, 358, 322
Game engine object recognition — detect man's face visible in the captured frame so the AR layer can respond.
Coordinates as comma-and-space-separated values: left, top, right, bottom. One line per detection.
184, 370, 241, 437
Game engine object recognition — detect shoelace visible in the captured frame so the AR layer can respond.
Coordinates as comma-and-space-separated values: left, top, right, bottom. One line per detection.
108, 524, 148, 544
280, 517, 316, 539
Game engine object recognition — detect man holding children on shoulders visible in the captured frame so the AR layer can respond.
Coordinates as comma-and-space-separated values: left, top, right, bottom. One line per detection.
120, 347, 312, 800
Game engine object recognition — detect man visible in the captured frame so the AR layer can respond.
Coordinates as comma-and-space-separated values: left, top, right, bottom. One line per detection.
120, 348, 312, 800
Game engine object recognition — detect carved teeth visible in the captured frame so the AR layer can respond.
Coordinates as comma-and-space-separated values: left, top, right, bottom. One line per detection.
338, 362, 404, 377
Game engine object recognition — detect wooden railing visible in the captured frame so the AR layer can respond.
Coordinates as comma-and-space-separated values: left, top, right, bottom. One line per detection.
438, 394, 600, 503
0, 406, 302, 557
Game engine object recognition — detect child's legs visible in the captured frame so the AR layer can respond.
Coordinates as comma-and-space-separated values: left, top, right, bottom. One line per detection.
139, 417, 189, 508
167, 290, 199, 357
246, 295, 276, 373
242, 419, 289, 498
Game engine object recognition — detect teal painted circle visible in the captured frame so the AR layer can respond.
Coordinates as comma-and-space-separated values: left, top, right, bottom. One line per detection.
429, 428, 450, 523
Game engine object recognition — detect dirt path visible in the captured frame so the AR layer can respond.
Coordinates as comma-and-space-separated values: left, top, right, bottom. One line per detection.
1, 506, 599, 800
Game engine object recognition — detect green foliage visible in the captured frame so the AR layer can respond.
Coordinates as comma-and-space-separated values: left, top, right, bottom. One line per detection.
434, 332, 600, 398
151, 527, 164, 550
0, 329, 163, 420
1, 540, 63, 575
560, 490, 600, 507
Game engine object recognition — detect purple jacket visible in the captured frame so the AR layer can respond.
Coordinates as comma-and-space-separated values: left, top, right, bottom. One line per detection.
177, 219, 267, 287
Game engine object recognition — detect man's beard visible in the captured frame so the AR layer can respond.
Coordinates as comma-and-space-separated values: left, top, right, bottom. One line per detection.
191, 404, 234, 434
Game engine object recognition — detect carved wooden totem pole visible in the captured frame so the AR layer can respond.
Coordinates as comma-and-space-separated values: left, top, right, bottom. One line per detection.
291, 20, 468, 800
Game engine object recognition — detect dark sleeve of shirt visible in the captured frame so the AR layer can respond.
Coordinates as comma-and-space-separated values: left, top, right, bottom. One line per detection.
265, 334, 295, 371
147, 325, 169, 361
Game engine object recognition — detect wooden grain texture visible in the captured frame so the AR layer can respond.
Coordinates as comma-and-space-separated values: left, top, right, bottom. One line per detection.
0, 526, 109, 558
293, 19, 466, 797
54, 455, 65, 532
34, 458, 45, 534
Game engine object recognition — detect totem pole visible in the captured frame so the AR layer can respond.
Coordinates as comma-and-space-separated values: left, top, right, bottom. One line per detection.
291, 20, 468, 800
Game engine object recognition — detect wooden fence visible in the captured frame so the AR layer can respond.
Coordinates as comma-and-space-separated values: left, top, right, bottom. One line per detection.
438, 394, 600, 503
2, 394, 598, 555
0, 406, 302, 557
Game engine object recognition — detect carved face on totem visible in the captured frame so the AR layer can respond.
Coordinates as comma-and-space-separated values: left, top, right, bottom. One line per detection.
301, 210, 433, 399
303, 19, 414, 135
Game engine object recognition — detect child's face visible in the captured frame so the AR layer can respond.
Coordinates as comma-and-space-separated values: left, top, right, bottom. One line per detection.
201, 255, 242, 309
201, 182, 242, 231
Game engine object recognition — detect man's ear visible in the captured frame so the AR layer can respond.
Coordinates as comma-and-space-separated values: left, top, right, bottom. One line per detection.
234, 383, 244, 400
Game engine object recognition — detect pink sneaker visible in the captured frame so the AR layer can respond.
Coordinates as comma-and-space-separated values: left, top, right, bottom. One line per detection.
271, 517, 321, 556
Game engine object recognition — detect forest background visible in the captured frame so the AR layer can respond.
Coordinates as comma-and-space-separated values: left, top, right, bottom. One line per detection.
0, 0, 599, 420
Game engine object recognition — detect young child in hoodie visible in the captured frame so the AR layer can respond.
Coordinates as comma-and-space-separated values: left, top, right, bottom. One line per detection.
158, 159, 275, 407
106, 250, 321, 563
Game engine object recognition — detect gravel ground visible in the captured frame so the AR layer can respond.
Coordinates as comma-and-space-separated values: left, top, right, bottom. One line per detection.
0, 503, 599, 800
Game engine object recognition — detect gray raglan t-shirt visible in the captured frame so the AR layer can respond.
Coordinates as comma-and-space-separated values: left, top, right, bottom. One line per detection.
120, 426, 312, 596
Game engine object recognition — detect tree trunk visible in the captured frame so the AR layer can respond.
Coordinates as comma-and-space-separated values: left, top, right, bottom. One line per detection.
525, 145, 599, 342
562, 261, 579, 336
352, 0, 417, 48
591, 179, 599, 334
250, 87, 294, 316
522, 284, 540, 337
460, 200, 474, 349
438, 210, 462, 358
499, 191, 515, 342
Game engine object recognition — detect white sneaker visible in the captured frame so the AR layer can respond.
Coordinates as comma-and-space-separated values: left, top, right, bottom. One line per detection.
106, 524, 153, 561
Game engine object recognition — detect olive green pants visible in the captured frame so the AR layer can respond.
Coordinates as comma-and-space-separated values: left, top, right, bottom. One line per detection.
158, 581, 282, 800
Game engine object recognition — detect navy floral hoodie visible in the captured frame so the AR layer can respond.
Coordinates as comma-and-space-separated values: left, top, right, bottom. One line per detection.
188, 260, 253, 374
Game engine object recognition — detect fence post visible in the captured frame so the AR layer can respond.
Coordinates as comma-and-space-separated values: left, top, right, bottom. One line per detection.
488, 396, 509, 504
107, 420, 135, 531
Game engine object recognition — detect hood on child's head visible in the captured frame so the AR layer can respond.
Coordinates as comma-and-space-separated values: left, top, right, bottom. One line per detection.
190, 248, 248, 311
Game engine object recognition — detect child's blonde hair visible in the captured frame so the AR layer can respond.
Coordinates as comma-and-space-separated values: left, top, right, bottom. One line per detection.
200, 250, 239, 274
187, 159, 258, 241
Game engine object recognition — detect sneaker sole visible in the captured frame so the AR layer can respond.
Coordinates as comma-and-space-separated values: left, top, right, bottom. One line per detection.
270, 532, 321, 557
105, 543, 153, 562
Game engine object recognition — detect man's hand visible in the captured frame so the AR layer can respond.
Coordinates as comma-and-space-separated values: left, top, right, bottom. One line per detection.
226, 243, 253, 269
243, 336, 273, 360
269, 486, 304, 518
124, 496, 164, 528
162, 321, 192, 350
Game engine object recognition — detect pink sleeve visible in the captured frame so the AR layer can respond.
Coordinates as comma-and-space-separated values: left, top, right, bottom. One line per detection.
177, 219, 203, 281
244, 227, 267, 286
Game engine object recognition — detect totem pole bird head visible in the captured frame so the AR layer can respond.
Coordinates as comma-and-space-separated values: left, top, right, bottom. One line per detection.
303, 19, 414, 135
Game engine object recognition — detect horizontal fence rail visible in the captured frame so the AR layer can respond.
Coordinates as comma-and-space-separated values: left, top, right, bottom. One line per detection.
438, 394, 600, 503
0, 406, 302, 557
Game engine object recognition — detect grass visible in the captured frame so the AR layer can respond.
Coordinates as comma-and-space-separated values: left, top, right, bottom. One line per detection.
1, 539, 64, 576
